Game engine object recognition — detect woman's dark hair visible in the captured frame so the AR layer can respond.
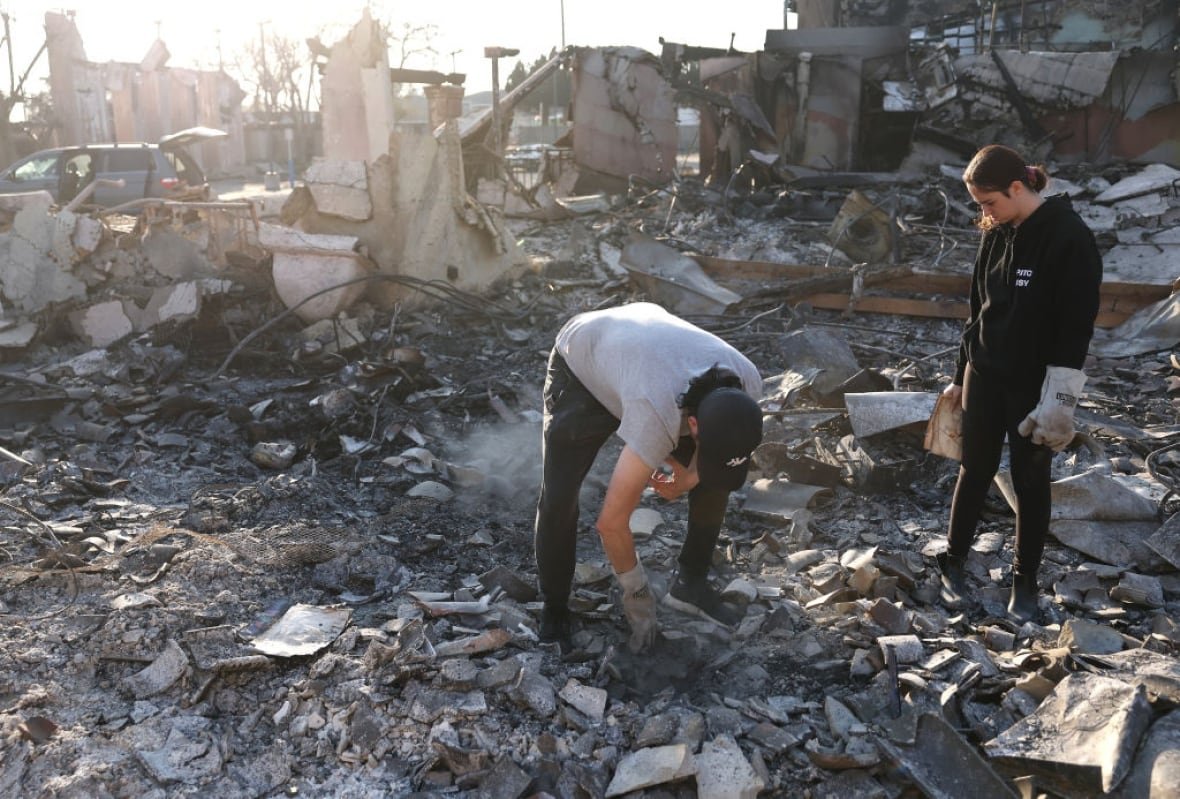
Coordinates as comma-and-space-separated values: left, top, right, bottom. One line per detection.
679, 365, 742, 414
963, 144, 1048, 194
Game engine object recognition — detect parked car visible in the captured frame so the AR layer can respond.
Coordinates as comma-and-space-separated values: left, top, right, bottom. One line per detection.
0, 127, 226, 208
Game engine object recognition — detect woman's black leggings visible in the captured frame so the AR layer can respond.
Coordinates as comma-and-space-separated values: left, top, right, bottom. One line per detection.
947, 363, 1054, 575
533, 351, 729, 608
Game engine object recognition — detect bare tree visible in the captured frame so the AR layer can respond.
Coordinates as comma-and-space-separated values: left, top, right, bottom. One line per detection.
388, 21, 439, 70
229, 27, 317, 169
382, 20, 439, 101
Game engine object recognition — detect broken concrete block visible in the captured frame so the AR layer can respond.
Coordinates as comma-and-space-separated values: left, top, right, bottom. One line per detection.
260, 223, 372, 323
721, 578, 759, 604
824, 696, 860, 741
0, 190, 54, 213
868, 598, 911, 635
72, 214, 104, 255
1094, 163, 1180, 204
848, 563, 880, 595
0, 321, 38, 349
476, 756, 532, 799
985, 673, 1152, 794
510, 670, 556, 718
635, 713, 679, 748
304, 159, 373, 222
1118, 708, 1180, 798
121, 639, 189, 698
138, 281, 202, 330
3, 198, 88, 313
748, 721, 800, 754
877, 634, 923, 664
559, 679, 608, 722
142, 227, 218, 280
1059, 618, 1126, 655
135, 717, 224, 784
1109, 572, 1165, 608
70, 299, 135, 347
1146, 512, 1180, 568
605, 744, 695, 797
958, 639, 1001, 678
694, 735, 763, 799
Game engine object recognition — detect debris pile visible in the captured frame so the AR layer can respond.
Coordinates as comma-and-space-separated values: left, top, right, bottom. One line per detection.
0, 145, 1178, 798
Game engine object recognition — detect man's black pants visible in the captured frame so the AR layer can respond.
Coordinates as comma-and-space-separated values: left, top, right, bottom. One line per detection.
534, 350, 730, 609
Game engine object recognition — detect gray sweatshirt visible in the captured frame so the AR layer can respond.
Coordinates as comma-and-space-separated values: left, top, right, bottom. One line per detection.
555, 302, 761, 469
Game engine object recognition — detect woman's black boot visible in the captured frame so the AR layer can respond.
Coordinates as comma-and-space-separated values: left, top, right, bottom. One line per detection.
936, 552, 969, 608
1007, 570, 1039, 624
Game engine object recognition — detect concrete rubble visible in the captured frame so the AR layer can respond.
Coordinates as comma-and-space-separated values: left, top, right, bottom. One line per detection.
0, 5, 1178, 799
0, 141, 1176, 797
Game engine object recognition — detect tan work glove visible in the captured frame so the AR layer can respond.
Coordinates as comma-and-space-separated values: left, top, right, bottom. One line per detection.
615, 561, 658, 653
1017, 366, 1086, 451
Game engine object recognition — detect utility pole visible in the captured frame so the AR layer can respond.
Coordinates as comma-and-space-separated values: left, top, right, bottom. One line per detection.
259, 20, 276, 182
484, 46, 519, 178
3, 13, 14, 99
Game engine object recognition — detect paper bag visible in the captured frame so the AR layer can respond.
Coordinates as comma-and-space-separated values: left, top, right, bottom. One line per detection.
924, 392, 963, 461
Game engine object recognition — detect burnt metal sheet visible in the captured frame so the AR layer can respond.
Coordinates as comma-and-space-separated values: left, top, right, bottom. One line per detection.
619, 235, 741, 315
844, 392, 938, 439
1115, 708, 1180, 798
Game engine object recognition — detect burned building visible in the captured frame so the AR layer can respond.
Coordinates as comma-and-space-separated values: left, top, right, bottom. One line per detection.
44, 12, 247, 174
665, 0, 1180, 186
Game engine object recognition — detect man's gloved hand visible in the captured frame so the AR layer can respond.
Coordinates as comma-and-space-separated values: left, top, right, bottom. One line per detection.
1018, 366, 1086, 451
615, 561, 658, 652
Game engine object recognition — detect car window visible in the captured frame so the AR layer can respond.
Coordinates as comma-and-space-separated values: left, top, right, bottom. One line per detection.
104, 150, 153, 172
60, 153, 97, 202
10, 153, 59, 181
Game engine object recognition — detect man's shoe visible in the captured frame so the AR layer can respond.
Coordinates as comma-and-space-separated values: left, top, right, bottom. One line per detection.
1007, 570, 1039, 625
539, 604, 571, 642
936, 551, 969, 609
663, 572, 744, 628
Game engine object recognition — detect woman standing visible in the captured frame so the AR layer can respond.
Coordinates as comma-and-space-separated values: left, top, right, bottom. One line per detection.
937, 144, 1102, 624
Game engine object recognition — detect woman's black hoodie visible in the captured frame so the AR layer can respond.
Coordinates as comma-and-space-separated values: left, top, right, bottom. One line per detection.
954, 194, 1103, 386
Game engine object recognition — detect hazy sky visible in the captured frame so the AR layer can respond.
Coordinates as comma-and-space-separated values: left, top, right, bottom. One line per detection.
5, 1, 788, 97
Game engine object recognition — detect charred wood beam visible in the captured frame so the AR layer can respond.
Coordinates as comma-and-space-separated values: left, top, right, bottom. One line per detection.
739, 264, 914, 304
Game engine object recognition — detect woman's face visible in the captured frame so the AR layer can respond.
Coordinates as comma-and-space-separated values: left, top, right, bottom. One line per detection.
967, 180, 1022, 225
